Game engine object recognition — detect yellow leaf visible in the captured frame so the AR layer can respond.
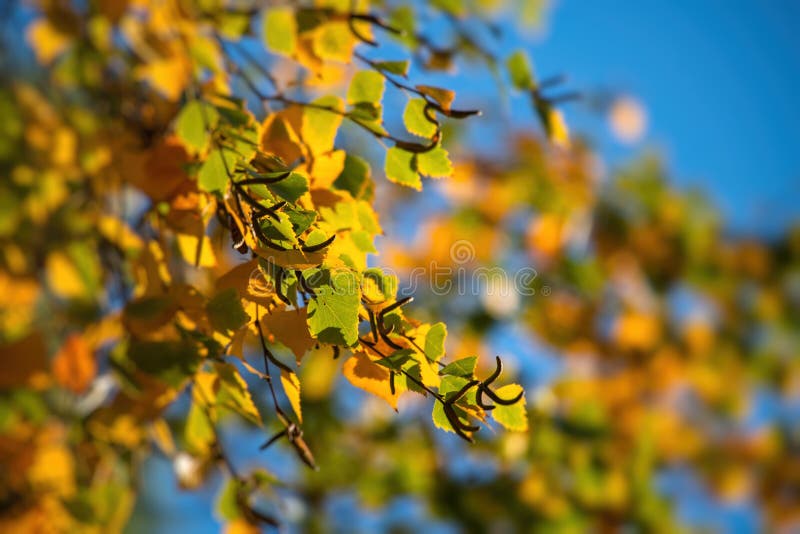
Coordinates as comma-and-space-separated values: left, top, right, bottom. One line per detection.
52, 334, 96, 394
259, 112, 304, 165
301, 96, 344, 156
614, 312, 661, 351
29, 440, 75, 496
27, 19, 71, 64
177, 234, 217, 268
216, 260, 276, 307
312, 21, 356, 63
224, 519, 262, 534
46, 251, 85, 299
310, 149, 346, 188
411, 350, 440, 389
149, 418, 175, 456
547, 108, 570, 148
137, 54, 191, 101
280, 369, 302, 423
263, 8, 297, 57
299, 349, 339, 400
98, 215, 144, 254
342, 350, 400, 410
526, 213, 565, 258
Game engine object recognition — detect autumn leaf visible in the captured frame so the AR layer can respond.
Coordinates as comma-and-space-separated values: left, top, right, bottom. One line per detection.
52, 334, 97, 394
491, 385, 528, 432
280, 369, 302, 423
343, 350, 401, 410
261, 308, 315, 363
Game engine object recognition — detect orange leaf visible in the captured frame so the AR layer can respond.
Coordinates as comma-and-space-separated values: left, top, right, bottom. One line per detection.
416, 85, 455, 112
262, 308, 315, 363
52, 334, 97, 394
342, 350, 400, 410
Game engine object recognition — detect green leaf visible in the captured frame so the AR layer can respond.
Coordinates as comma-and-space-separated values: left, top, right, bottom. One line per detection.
374, 348, 413, 370
403, 98, 437, 138
268, 172, 308, 203
263, 8, 297, 56
424, 322, 447, 362
348, 102, 381, 122
185, 398, 215, 455
207, 288, 250, 334
334, 154, 374, 200
439, 356, 477, 377
127, 341, 200, 388
362, 268, 398, 303
198, 148, 236, 193
390, 7, 416, 47
215, 477, 241, 521
306, 270, 360, 346
347, 70, 385, 106
415, 147, 452, 178
432, 375, 474, 433
385, 147, 420, 190
287, 208, 317, 234
432, 0, 465, 15
375, 60, 410, 77
260, 212, 297, 244
491, 384, 528, 431
176, 101, 218, 154
507, 49, 535, 90
303, 229, 328, 249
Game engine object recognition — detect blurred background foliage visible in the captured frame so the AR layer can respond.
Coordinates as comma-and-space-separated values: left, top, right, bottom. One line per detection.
0, 0, 798, 533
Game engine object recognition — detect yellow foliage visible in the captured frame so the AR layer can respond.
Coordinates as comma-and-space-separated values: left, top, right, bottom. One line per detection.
46, 251, 86, 299
177, 234, 217, 268
526, 213, 565, 258
343, 350, 401, 410
613, 312, 661, 351
27, 19, 72, 64
280, 370, 303, 423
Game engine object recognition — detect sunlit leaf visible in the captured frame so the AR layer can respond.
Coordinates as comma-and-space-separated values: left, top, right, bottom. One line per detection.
347, 70, 385, 107
306, 271, 360, 346
263, 8, 297, 56
385, 147, 420, 190
198, 148, 237, 193
302, 96, 344, 155
217, 363, 261, 425
439, 356, 477, 377
262, 308, 315, 363
403, 98, 437, 139
343, 350, 401, 410
415, 147, 453, 178
491, 384, 528, 431
416, 85, 455, 112
375, 60, 409, 77
280, 369, 302, 423
176, 101, 219, 155
507, 49, 535, 90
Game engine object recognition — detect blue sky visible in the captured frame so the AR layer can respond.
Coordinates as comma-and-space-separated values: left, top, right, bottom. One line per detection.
531, 0, 800, 235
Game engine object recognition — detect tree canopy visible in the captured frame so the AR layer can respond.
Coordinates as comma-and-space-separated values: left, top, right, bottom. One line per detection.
1, 0, 798, 532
